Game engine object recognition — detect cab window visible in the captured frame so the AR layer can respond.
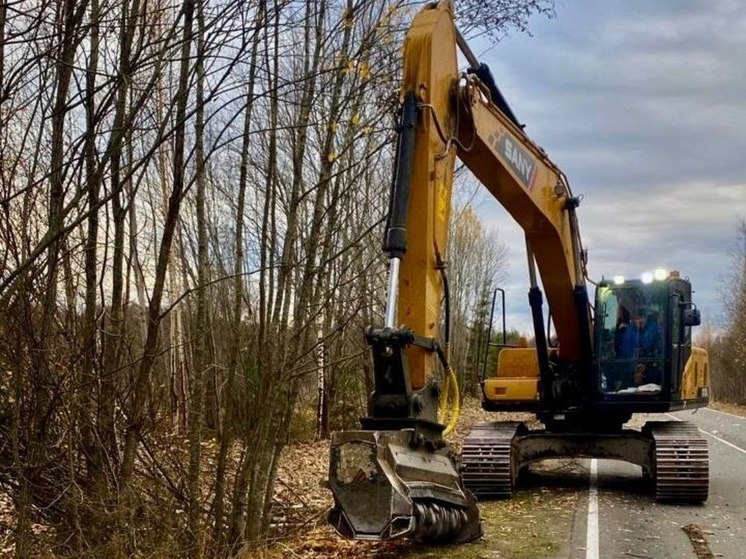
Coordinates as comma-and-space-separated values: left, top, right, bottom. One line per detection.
597, 284, 664, 395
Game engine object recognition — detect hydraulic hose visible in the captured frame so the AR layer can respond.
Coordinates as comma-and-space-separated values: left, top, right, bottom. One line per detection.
438, 341, 461, 437
436, 262, 461, 437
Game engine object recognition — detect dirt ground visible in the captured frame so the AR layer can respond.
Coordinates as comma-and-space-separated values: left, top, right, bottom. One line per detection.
708, 400, 746, 417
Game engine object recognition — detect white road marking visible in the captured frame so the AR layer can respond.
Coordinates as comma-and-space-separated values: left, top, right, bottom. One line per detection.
699, 430, 746, 455
665, 413, 746, 455
586, 458, 599, 559
702, 406, 746, 421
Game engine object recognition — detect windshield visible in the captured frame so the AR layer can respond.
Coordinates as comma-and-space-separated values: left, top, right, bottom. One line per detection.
596, 284, 665, 396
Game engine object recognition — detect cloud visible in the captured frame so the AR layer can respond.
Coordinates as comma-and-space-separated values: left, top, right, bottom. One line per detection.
578, 182, 744, 325
479, 0, 746, 189
471, 180, 744, 335
460, 0, 746, 334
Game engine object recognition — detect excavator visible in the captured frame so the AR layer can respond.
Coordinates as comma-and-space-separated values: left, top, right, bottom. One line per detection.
327, 0, 710, 544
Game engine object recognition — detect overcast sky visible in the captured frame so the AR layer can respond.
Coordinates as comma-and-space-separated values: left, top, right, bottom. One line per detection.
463, 0, 746, 334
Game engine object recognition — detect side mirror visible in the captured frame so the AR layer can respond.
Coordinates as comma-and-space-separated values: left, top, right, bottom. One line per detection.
682, 308, 701, 327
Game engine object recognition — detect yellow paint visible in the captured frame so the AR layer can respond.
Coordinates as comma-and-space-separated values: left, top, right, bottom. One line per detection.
484, 378, 539, 401
458, 87, 584, 361
681, 346, 710, 400
436, 182, 448, 222
397, 1, 457, 388
496, 348, 540, 379
482, 348, 541, 402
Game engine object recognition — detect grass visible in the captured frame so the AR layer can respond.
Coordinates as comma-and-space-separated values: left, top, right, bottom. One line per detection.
403, 463, 582, 559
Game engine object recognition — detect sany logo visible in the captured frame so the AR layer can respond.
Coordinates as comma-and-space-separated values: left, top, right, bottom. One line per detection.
487, 131, 537, 189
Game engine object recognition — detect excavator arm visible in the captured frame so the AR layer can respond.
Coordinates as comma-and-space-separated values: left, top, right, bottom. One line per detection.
328, 0, 592, 543
390, 1, 592, 409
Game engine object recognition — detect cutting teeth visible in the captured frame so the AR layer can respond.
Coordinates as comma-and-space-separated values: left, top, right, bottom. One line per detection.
413, 502, 469, 542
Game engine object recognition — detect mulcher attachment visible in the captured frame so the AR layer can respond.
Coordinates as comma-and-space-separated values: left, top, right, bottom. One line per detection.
327, 429, 482, 543
647, 420, 709, 502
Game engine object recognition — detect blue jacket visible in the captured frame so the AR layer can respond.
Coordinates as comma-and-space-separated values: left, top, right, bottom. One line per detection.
622, 319, 661, 358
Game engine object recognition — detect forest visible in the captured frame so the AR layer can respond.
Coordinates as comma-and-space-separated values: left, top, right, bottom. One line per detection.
0, 0, 553, 556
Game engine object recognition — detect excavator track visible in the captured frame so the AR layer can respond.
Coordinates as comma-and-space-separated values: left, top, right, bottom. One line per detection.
460, 422, 523, 499
648, 421, 709, 502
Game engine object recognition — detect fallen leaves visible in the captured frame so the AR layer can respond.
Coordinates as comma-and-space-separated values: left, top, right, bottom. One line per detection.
246, 398, 556, 559
682, 524, 715, 559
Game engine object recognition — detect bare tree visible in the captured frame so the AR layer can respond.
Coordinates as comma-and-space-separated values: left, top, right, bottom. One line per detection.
709, 218, 746, 404
0, 0, 553, 556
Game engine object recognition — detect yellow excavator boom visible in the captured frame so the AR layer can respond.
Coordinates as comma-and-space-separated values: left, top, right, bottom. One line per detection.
398, 1, 589, 397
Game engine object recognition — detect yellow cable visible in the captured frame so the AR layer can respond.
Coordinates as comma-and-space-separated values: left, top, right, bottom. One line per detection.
438, 371, 449, 419
438, 342, 461, 437
443, 365, 460, 436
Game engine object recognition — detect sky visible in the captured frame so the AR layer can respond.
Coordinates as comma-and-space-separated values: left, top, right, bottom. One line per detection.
463, 0, 746, 335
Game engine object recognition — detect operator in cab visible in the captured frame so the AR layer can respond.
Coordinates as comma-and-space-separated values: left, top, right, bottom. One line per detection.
622, 307, 660, 359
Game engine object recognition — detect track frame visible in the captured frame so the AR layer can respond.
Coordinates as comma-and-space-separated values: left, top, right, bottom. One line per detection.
461, 420, 709, 502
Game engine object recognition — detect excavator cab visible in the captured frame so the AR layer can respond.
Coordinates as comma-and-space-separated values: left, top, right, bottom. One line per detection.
593, 272, 708, 413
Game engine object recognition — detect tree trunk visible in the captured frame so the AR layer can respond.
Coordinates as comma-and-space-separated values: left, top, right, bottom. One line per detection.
213, 4, 264, 549
120, 0, 195, 488
187, 0, 207, 553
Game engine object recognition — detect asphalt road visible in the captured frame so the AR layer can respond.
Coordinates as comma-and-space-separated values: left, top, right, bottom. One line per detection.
566, 407, 746, 559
